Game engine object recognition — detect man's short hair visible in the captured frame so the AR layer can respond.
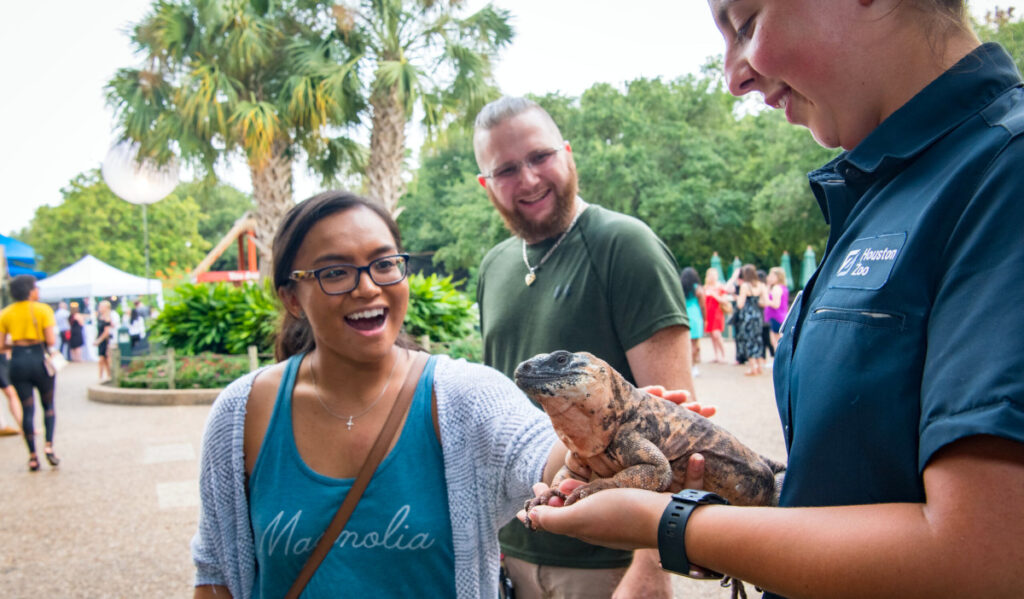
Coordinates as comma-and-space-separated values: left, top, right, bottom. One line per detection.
9, 274, 37, 302
474, 96, 560, 133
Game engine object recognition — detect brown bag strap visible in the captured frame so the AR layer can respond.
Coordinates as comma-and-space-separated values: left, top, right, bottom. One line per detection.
284, 350, 428, 599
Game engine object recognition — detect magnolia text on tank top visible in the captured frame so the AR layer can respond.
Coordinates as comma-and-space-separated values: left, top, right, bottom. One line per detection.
258, 504, 436, 556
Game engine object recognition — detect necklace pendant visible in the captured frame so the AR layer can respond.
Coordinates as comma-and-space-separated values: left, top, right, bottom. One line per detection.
525, 272, 536, 286
346, 416, 354, 430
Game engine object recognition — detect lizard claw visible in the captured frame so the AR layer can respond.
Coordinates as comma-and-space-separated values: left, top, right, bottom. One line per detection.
523, 488, 567, 529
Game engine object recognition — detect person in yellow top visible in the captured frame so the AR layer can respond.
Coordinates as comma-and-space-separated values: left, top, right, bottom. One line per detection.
0, 274, 60, 471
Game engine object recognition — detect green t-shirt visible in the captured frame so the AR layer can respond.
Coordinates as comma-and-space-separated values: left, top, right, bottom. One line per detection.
478, 203, 688, 569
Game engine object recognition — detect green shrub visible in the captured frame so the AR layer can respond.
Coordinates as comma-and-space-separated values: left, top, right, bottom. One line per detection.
436, 331, 483, 363
119, 352, 258, 389
404, 273, 477, 343
150, 280, 279, 355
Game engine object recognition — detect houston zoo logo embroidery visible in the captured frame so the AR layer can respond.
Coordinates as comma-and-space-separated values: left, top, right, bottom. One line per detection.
837, 250, 862, 276
836, 247, 900, 278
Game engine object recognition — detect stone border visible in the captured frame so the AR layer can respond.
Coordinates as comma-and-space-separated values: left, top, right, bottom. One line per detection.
87, 383, 220, 406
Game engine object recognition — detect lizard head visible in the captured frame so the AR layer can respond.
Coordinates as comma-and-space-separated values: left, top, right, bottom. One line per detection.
514, 350, 618, 457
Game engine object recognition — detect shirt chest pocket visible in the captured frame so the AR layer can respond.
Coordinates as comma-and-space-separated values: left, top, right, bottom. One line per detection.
808, 306, 906, 331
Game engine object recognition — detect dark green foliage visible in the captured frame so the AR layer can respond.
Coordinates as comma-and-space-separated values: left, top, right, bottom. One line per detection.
436, 331, 483, 363
149, 280, 279, 355
404, 272, 477, 343
399, 128, 509, 282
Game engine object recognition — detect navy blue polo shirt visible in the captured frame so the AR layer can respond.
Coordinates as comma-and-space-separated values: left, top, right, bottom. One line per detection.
772, 43, 1024, 516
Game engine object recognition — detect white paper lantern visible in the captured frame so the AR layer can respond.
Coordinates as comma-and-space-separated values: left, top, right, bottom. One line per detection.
101, 141, 179, 205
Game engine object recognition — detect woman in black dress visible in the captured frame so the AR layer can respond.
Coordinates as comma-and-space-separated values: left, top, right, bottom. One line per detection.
734, 264, 768, 376
94, 300, 114, 382
68, 303, 85, 361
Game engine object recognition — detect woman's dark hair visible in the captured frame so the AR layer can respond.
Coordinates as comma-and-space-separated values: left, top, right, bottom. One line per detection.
680, 267, 701, 300
741, 264, 758, 284
272, 190, 410, 361
9, 274, 37, 302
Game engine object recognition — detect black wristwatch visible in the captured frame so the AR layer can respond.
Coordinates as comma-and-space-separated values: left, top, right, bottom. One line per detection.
658, 489, 729, 578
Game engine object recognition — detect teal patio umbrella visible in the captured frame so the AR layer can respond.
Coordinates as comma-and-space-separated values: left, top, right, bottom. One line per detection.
710, 252, 726, 282
780, 251, 794, 288
801, 245, 818, 288
730, 256, 743, 279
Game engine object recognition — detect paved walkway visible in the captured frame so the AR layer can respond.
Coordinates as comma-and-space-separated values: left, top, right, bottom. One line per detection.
0, 338, 785, 598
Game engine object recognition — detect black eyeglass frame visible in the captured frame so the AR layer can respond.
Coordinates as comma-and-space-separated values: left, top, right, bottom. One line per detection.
289, 253, 411, 295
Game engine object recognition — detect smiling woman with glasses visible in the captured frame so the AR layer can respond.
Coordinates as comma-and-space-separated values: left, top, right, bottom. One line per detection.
190, 190, 581, 599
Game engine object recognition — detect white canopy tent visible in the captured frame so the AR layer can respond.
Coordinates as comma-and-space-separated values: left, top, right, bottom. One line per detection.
36, 255, 164, 304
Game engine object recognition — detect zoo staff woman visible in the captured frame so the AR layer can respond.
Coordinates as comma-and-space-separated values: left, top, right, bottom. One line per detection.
522, 1, 1024, 597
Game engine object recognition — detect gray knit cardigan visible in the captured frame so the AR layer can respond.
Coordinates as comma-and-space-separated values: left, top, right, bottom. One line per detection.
191, 354, 557, 598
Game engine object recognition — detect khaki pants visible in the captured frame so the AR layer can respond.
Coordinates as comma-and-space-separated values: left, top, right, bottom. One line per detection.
503, 555, 628, 599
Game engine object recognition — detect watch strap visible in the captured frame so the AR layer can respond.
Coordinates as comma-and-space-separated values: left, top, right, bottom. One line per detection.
658, 489, 728, 578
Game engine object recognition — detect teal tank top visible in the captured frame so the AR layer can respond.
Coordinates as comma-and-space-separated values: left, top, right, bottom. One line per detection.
249, 354, 455, 598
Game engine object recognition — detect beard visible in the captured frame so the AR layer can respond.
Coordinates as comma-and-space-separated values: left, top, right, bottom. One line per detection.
487, 161, 580, 243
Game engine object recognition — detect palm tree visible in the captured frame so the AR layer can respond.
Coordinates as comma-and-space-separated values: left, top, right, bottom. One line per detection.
106, 0, 365, 269
330, 0, 513, 214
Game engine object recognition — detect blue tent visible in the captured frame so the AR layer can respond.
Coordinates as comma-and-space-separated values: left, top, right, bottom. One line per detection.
0, 234, 47, 279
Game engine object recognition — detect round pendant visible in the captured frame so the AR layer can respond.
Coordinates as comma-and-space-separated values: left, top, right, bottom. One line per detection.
525, 272, 536, 286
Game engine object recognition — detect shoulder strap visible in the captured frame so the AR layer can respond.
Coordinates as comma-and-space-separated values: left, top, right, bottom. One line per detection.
284, 350, 429, 599
29, 302, 44, 345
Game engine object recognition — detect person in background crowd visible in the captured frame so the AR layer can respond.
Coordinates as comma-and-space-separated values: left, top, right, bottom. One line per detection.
94, 300, 114, 382
702, 268, 730, 363
128, 303, 147, 353
757, 269, 774, 360
0, 350, 23, 435
680, 267, 706, 376
54, 301, 70, 359
0, 275, 60, 471
520, 2, 1024, 597
734, 264, 768, 375
764, 266, 790, 355
67, 303, 85, 362
474, 96, 696, 599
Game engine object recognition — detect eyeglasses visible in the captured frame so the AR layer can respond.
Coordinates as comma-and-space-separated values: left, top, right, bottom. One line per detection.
480, 146, 564, 184
290, 254, 411, 295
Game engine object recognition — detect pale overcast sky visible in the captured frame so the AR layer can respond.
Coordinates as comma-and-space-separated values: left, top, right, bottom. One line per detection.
0, 1, 1014, 235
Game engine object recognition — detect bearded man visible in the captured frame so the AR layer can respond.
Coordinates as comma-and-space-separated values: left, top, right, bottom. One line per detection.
474, 96, 696, 599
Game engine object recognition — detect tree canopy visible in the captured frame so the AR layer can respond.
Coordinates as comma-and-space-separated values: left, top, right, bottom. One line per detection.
331, 0, 513, 214
23, 170, 210, 276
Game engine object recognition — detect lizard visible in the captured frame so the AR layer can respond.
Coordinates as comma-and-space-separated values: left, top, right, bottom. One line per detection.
515, 350, 786, 516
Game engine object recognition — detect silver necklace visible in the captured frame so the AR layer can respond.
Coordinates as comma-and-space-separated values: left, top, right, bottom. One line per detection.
309, 350, 403, 430
521, 201, 587, 286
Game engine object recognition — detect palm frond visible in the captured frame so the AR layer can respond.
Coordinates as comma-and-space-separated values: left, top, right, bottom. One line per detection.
177, 61, 242, 140
305, 135, 368, 182
223, 14, 281, 77
133, 1, 199, 66
459, 5, 513, 51
231, 100, 283, 168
